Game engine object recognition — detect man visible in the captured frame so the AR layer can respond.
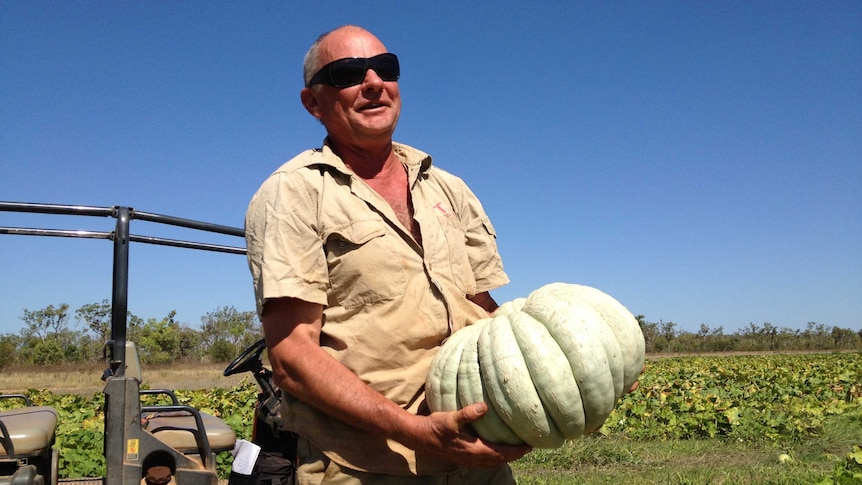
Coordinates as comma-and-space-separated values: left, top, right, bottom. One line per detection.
245, 25, 531, 484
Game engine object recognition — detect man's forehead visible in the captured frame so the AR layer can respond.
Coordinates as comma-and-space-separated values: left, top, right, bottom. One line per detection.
318, 28, 387, 63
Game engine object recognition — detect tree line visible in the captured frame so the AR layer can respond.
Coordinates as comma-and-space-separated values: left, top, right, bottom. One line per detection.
0, 301, 261, 368
2, 302, 860, 369
638, 316, 862, 354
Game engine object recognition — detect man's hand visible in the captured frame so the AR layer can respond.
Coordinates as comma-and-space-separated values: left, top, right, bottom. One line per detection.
404, 402, 532, 469
626, 365, 646, 394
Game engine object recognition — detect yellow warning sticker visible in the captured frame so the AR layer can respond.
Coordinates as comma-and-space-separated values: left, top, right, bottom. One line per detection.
127, 438, 139, 461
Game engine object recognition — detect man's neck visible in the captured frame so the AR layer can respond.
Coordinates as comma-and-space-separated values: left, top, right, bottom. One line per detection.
330, 137, 419, 240
329, 138, 399, 180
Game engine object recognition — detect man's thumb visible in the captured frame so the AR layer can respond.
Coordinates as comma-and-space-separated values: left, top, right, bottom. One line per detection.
460, 401, 488, 423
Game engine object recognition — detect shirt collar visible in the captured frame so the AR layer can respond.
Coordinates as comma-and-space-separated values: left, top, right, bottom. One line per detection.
316, 138, 434, 180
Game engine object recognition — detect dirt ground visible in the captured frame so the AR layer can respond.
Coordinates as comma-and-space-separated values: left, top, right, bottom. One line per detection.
3, 349, 856, 395
0, 361, 246, 395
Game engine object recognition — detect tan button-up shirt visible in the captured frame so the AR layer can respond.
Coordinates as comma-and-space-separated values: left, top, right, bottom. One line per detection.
245, 140, 508, 475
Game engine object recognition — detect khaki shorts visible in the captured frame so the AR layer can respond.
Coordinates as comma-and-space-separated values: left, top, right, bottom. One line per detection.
295, 436, 516, 485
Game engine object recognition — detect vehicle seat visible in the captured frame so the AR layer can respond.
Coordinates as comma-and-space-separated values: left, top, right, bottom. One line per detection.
0, 401, 58, 457
142, 410, 236, 453
125, 342, 236, 455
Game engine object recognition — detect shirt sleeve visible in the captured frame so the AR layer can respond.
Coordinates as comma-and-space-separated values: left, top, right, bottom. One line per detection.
245, 169, 329, 316
447, 176, 509, 294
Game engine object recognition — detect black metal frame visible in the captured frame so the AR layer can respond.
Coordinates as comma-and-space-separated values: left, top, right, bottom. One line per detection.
1, 201, 245, 373
1, 201, 246, 484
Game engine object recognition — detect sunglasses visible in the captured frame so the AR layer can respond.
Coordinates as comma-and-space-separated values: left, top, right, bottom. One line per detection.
306, 53, 400, 88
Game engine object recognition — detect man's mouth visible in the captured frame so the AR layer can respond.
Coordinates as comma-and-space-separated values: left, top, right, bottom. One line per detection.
359, 103, 385, 111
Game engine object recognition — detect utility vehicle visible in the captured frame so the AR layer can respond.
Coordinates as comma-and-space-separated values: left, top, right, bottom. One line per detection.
0, 201, 265, 484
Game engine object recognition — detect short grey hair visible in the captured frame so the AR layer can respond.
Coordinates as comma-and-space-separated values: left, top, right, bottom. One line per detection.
302, 32, 327, 87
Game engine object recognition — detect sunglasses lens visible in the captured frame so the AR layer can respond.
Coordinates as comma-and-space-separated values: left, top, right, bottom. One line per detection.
328, 59, 368, 87
369, 54, 399, 82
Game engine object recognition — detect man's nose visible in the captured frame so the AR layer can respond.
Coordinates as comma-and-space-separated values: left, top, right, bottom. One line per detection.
361, 68, 385, 88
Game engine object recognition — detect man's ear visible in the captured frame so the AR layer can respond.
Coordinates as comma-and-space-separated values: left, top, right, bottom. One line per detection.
301, 87, 322, 120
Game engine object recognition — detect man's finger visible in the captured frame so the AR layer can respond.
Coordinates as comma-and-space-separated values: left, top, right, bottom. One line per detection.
459, 402, 488, 423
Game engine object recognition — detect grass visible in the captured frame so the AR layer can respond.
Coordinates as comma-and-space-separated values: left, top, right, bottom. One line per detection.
511, 414, 862, 484
0, 361, 243, 395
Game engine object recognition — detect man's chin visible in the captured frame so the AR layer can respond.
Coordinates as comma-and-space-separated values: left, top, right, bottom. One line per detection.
355, 121, 398, 139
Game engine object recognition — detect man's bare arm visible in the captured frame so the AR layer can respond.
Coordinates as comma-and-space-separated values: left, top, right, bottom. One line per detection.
261, 296, 530, 468
468, 291, 499, 315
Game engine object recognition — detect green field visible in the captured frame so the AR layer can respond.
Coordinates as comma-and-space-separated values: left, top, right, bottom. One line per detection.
4, 352, 861, 483
512, 352, 862, 484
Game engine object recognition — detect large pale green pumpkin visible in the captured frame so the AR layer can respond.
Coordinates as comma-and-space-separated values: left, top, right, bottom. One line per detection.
425, 283, 645, 448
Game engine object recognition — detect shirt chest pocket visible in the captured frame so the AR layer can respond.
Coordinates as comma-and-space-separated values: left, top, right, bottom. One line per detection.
432, 214, 476, 296
324, 221, 407, 309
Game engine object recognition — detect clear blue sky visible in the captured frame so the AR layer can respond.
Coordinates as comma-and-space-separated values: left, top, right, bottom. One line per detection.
2, 1, 860, 336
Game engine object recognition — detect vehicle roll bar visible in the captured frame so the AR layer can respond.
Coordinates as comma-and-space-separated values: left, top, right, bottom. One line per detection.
1, 201, 245, 375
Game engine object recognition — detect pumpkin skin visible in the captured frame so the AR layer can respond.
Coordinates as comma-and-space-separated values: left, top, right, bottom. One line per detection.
426, 283, 645, 448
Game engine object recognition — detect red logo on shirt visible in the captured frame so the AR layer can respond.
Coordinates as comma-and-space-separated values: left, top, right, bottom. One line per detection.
433, 202, 452, 217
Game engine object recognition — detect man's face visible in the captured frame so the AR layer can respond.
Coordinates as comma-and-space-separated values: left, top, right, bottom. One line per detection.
302, 28, 401, 149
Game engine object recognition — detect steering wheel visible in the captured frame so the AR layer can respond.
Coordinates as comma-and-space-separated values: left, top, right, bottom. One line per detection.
223, 338, 267, 377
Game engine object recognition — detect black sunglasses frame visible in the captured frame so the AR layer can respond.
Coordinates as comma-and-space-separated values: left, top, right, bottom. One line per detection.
306, 53, 400, 88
